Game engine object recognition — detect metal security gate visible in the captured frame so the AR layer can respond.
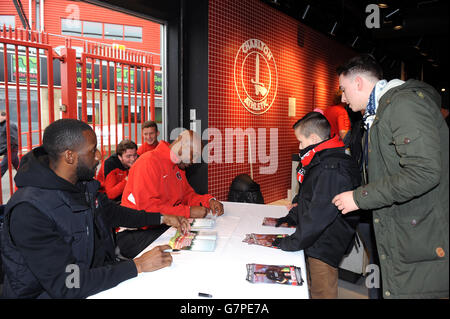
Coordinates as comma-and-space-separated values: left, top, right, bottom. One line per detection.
79, 43, 157, 159
1, 27, 161, 204
0, 27, 55, 203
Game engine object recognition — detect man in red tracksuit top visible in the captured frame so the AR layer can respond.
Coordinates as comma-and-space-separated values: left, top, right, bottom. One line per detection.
137, 120, 159, 156
96, 139, 138, 202
122, 130, 224, 219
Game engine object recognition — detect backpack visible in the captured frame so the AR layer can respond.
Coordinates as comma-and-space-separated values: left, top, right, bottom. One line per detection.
227, 174, 264, 204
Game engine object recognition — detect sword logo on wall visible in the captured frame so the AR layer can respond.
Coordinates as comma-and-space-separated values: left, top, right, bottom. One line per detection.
251, 54, 268, 97
234, 39, 278, 115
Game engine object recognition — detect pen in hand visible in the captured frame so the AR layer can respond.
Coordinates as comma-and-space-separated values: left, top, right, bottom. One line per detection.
163, 248, 181, 253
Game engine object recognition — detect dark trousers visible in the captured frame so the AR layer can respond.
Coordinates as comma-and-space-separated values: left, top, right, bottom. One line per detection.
357, 219, 382, 299
1, 147, 19, 177
116, 225, 169, 259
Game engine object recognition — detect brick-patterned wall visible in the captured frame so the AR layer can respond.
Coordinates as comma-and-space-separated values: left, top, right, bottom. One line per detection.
208, 0, 355, 203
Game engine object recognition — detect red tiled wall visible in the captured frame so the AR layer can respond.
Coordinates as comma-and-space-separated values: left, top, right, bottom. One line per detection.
208, 0, 355, 203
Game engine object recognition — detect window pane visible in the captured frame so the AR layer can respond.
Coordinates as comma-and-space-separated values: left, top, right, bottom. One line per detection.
124, 25, 142, 42
0, 15, 15, 30
116, 97, 142, 123
61, 18, 81, 36
104, 23, 123, 40
83, 21, 102, 38
77, 101, 99, 124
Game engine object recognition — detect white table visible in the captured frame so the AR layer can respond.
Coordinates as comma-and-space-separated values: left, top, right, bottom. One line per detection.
90, 201, 309, 299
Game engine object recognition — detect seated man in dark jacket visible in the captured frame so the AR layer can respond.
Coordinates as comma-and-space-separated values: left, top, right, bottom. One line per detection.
1, 119, 189, 299
273, 112, 360, 299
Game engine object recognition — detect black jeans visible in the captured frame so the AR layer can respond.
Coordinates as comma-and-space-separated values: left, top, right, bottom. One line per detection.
357, 217, 382, 299
116, 225, 169, 259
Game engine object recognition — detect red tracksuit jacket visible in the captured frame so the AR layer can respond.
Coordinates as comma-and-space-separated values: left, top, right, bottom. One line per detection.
121, 141, 212, 217
96, 154, 128, 201
137, 141, 158, 156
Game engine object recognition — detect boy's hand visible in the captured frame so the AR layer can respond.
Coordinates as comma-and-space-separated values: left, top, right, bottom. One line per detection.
286, 203, 298, 210
275, 215, 296, 227
272, 237, 282, 248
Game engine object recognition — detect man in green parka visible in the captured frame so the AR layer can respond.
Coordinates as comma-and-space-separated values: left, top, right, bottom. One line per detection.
332, 54, 449, 299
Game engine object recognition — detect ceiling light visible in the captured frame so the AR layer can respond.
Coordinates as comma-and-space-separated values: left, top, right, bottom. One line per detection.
413, 37, 423, 50
442, 88, 446, 92
392, 15, 404, 30
351, 36, 359, 47
385, 8, 400, 19
302, 5, 310, 20
329, 22, 338, 36
378, 3, 389, 8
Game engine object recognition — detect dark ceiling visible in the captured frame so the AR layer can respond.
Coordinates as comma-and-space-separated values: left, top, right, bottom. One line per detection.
93, 0, 449, 92
261, 0, 449, 90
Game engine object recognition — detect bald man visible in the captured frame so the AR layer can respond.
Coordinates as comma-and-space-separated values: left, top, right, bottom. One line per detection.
122, 130, 224, 219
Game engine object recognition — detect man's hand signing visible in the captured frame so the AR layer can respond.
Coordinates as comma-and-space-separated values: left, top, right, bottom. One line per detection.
190, 206, 208, 218
208, 199, 224, 216
162, 215, 190, 234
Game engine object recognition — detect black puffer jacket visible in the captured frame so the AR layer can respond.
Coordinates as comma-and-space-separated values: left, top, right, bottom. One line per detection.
279, 146, 361, 268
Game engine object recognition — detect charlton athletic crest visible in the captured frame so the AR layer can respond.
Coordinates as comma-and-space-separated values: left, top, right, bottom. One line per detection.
234, 39, 278, 115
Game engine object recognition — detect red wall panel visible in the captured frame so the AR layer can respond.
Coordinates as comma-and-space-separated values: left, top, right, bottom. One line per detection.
208, 0, 355, 203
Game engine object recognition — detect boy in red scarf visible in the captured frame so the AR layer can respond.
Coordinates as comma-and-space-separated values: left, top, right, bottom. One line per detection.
273, 112, 361, 299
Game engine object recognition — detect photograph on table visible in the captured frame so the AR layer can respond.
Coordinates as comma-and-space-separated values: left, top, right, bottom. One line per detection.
246, 264, 304, 286
243, 233, 287, 248
188, 218, 216, 230
262, 217, 296, 228
169, 230, 217, 252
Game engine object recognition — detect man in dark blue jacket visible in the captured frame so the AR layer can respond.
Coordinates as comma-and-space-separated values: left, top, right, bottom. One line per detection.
273, 112, 360, 299
1, 119, 188, 298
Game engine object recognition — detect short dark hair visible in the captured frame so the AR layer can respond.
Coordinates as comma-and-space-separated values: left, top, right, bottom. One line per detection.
293, 112, 331, 140
142, 120, 158, 131
0, 110, 6, 116
117, 139, 137, 156
336, 54, 383, 80
43, 119, 93, 162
